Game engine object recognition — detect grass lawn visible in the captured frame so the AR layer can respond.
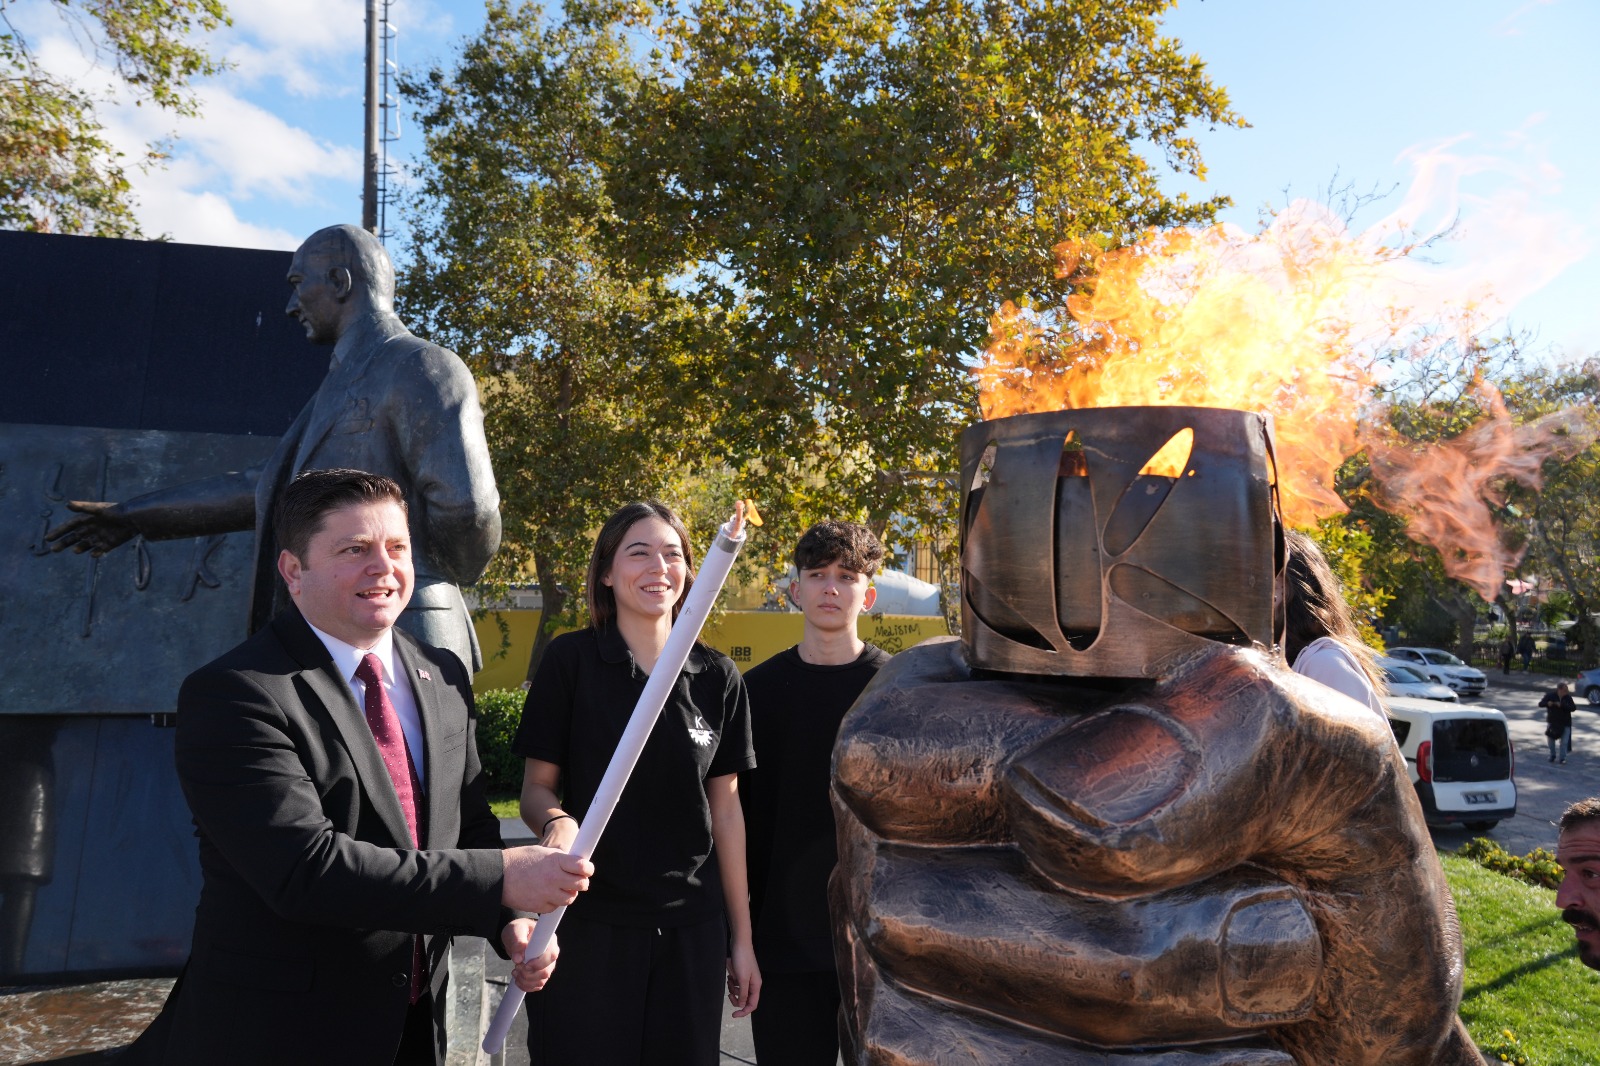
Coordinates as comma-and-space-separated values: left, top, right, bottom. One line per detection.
488, 793, 520, 820
1444, 853, 1600, 1064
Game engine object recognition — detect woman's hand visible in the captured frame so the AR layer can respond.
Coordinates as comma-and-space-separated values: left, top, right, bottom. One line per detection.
726, 940, 762, 1018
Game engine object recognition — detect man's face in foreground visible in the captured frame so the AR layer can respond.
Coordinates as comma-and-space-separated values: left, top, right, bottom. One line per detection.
278, 499, 414, 649
1556, 820, 1600, 970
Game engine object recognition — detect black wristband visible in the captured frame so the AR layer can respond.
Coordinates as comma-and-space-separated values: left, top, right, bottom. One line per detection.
541, 814, 575, 836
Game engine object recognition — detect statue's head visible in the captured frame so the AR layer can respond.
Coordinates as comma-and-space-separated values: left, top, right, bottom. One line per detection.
286, 224, 396, 344
959, 406, 1285, 678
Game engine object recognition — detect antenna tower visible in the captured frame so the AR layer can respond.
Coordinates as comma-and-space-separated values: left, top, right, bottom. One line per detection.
362, 0, 402, 240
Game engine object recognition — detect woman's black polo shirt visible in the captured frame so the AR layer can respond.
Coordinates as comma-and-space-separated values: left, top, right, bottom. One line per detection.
512, 625, 756, 928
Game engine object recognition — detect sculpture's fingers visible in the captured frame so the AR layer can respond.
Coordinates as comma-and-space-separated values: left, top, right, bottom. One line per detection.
1000, 644, 1399, 895
43, 515, 89, 547
833, 640, 1126, 846
995, 645, 1470, 1065
843, 947, 1296, 1066
851, 839, 1319, 1046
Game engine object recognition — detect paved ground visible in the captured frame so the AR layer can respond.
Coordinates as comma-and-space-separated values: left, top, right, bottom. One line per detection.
6, 669, 1592, 1064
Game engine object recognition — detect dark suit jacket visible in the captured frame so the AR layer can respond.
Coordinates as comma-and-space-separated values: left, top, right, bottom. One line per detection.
130, 608, 508, 1065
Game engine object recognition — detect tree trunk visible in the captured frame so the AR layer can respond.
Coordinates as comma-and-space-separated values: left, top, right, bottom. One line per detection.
523, 548, 569, 685
1439, 590, 1479, 663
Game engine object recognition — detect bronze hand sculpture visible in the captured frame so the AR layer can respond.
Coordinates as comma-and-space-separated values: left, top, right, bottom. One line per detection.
830, 408, 1482, 1065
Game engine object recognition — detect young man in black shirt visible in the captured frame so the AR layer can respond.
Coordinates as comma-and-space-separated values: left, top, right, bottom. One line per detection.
741, 521, 890, 1065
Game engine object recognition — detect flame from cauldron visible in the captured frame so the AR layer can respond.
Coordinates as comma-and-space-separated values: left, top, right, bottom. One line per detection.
977, 200, 1595, 599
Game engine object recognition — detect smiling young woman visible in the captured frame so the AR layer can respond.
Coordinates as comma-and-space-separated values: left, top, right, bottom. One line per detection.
510, 500, 760, 1065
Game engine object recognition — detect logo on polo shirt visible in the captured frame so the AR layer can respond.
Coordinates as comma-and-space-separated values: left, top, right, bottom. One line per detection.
688, 715, 715, 746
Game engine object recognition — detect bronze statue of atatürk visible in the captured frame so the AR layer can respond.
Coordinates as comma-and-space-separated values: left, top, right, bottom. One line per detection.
41, 225, 500, 671
831, 408, 1483, 1065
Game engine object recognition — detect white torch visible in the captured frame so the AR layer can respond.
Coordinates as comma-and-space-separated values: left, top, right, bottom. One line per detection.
483, 501, 754, 1054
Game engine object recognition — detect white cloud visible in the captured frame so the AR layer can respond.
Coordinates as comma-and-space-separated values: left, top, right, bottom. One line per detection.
137, 185, 304, 250
220, 0, 365, 97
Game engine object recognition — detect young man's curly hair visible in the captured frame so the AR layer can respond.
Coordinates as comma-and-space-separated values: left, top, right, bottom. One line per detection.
793, 521, 885, 576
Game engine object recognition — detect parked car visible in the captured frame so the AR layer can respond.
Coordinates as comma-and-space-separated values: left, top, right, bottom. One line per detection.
1386, 695, 1516, 831
1579, 666, 1600, 706
1377, 658, 1458, 702
1385, 647, 1488, 696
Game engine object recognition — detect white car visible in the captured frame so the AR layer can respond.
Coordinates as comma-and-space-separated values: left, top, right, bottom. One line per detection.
1386, 696, 1516, 831
1377, 658, 1458, 702
1385, 647, 1488, 697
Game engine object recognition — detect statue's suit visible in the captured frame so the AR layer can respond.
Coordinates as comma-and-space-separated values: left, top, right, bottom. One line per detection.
247, 311, 500, 670
110, 310, 500, 671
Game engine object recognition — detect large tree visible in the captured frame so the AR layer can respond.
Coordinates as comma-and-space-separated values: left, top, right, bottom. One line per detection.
401, 1, 730, 674
1502, 358, 1600, 666
606, 0, 1241, 575
401, 0, 1242, 670
1, 0, 228, 237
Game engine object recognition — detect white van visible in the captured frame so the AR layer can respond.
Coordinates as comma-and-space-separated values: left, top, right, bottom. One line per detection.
1385, 695, 1517, 831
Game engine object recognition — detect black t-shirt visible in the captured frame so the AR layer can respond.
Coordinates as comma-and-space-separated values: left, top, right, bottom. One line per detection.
513, 625, 755, 927
740, 643, 891, 972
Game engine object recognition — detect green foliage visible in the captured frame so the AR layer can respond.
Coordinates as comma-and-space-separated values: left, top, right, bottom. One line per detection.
1500, 360, 1600, 668
1458, 837, 1564, 891
473, 687, 527, 794
401, 0, 1242, 658
1, 0, 228, 236
1443, 854, 1597, 1065
1300, 516, 1391, 649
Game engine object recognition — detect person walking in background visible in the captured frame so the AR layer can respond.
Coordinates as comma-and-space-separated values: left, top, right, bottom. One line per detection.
1518, 631, 1537, 672
1542, 681, 1576, 764
741, 521, 890, 1066
1283, 530, 1386, 717
514, 500, 759, 1066
1499, 635, 1515, 676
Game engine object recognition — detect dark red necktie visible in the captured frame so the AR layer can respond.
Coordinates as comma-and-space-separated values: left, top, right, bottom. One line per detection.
355, 653, 427, 1003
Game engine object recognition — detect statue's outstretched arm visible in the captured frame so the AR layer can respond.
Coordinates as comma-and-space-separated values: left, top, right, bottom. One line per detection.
45, 469, 258, 555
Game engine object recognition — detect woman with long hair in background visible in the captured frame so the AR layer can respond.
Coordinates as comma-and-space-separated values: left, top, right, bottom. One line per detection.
1283, 528, 1386, 717
512, 500, 760, 1064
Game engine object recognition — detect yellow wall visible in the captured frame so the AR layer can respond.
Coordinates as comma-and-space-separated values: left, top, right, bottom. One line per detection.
471, 609, 950, 691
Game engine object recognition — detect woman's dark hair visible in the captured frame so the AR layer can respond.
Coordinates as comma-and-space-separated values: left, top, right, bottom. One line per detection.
586, 500, 697, 628
1283, 528, 1382, 692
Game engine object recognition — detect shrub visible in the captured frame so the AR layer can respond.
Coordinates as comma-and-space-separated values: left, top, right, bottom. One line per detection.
475, 688, 526, 794
1459, 837, 1563, 891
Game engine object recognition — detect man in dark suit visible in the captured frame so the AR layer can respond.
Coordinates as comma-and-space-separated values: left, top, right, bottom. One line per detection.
130, 469, 592, 1065
44, 224, 498, 672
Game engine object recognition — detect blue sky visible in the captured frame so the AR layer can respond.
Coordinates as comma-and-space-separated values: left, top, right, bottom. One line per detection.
22, 0, 1597, 358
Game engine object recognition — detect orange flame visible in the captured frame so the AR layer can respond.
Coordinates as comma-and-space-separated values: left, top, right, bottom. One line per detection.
1365, 385, 1596, 599
976, 202, 1596, 599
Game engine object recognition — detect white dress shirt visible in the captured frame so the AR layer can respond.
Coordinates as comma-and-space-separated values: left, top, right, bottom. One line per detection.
306, 623, 428, 791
